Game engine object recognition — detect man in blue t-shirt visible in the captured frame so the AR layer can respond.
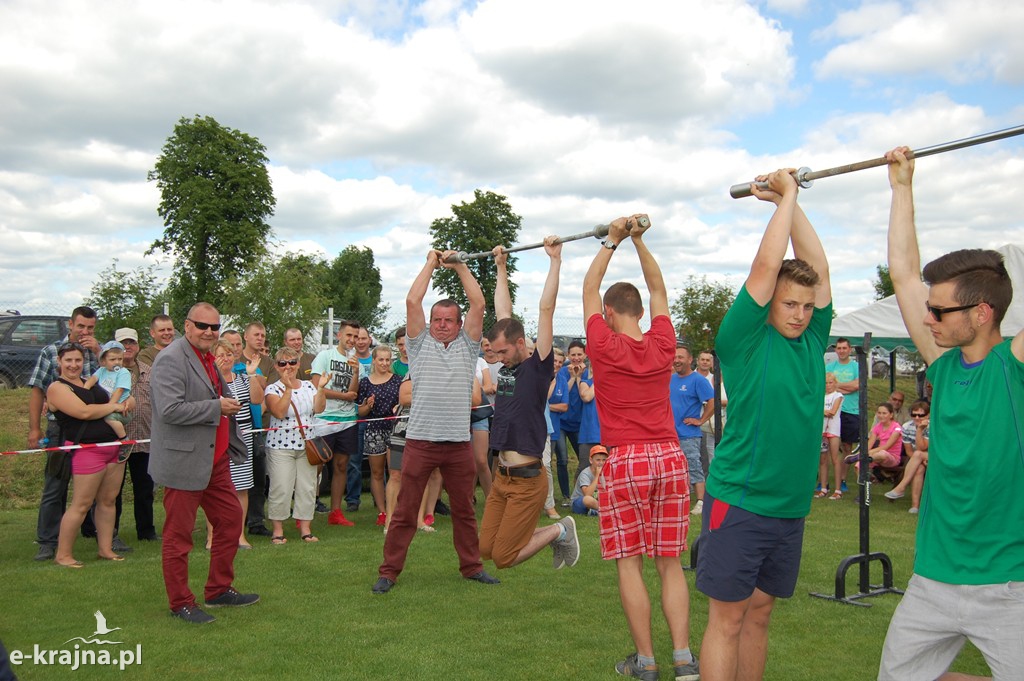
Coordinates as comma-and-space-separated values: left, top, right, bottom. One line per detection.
668, 345, 714, 516
824, 337, 858, 494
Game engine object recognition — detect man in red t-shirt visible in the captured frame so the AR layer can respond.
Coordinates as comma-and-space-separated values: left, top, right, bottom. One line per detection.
583, 214, 697, 681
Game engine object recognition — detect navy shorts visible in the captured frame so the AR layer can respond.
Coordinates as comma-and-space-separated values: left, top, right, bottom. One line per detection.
324, 425, 358, 458
695, 494, 805, 601
839, 412, 860, 444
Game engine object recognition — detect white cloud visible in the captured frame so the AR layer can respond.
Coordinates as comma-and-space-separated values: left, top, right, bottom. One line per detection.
814, 0, 1024, 84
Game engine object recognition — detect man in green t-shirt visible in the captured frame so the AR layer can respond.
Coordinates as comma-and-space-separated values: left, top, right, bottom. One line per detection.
696, 168, 832, 681
879, 148, 1024, 680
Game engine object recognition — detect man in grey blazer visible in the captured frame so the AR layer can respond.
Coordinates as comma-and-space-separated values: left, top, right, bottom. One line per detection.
150, 302, 259, 624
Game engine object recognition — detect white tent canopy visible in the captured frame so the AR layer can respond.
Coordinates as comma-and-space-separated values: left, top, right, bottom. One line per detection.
830, 244, 1024, 352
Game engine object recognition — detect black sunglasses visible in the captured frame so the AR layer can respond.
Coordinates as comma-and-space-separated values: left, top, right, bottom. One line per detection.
911, 412, 927, 417
926, 303, 979, 322
276, 359, 299, 367
58, 342, 85, 354
187, 318, 222, 332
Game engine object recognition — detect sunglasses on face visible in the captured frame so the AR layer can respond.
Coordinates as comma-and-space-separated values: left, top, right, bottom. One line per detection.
926, 303, 979, 322
187, 318, 222, 331
276, 359, 299, 367
911, 412, 927, 417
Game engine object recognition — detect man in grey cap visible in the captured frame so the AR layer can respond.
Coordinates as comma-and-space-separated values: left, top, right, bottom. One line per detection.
116, 326, 159, 541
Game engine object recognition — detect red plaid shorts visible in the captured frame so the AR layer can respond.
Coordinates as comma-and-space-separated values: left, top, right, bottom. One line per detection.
599, 440, 690, 559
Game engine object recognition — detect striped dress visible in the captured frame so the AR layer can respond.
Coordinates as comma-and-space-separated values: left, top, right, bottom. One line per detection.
226, 372, 255, 491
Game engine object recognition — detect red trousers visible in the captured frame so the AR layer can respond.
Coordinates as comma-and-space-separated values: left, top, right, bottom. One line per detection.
379, 439, 482, 581
161, 456, 242, 609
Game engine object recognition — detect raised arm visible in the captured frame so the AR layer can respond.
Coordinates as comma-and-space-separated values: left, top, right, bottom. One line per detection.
790, 205, 832, 308
583, 218, 631, 319
886, 147, 942, 365
492, 246, 512, 321
406, 250, 442, 339
534, 236, 562, 360
439, 250, 485, 342
627, 214, 668, 318
746, 170, 799, 305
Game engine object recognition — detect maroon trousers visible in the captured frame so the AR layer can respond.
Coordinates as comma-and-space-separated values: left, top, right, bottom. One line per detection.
161, 456, 242, 610
379, 438, 482, 581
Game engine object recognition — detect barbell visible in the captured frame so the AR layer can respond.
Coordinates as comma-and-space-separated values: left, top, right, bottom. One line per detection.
443, 216, 651, 263
729, 124, 1024, 199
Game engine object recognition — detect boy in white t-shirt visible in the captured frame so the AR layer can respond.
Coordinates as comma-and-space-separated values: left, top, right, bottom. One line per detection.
817, 372, 844, 499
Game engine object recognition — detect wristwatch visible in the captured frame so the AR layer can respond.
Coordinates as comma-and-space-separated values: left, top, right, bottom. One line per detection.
601, 240, 617, 251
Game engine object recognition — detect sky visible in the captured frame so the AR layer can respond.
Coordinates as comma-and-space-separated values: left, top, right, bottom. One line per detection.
1, 0, 1022, 336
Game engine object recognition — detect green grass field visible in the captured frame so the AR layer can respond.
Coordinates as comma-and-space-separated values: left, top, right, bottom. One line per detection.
0, 381, 991, 680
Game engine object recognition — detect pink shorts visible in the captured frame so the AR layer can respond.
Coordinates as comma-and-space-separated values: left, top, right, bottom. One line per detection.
599, 440, 689, 559
69, 442, 120, 476
876, 451, 901, 468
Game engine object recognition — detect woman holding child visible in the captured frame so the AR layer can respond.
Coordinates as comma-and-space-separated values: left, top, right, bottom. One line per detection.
48, 342, 128, 567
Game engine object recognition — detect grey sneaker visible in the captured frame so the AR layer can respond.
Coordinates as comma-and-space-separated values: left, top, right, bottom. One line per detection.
552, 516, 579, 569
674, 656, 700, 681
111, 535, 133, 554
615, 653, 658, 681
34, 544, 56, 561
204, 587, 260, 608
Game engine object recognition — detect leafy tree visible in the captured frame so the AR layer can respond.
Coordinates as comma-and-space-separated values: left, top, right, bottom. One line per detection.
670, 275, 736, 350
322, 245, 390, 333
221, 253, 329, 350
84, 260, 166, 341
147, 115, 276, 311
873, 264, 894, 300
429, 190, 522, 329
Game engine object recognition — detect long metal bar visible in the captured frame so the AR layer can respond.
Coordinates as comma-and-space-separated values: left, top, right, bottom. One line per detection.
730, 124, 1024, 199
444, 216, 650, 263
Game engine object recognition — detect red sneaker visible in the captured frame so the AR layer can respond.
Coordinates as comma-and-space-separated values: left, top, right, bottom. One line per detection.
423, 514, 434, 527
376, 512, 386, 526
328, 509, 344, 526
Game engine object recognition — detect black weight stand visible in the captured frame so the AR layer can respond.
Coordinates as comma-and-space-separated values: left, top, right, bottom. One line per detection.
810, 334, 903, 607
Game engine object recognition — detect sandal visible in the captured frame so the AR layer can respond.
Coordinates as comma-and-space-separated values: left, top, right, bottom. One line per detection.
55, 559, 84, 569
417, 525, 436, 533
97, 554, 125, 562
814, 488, 828, 499
828, 490, 843, 500
301, 534, 319, 543
271, 536, 287, 545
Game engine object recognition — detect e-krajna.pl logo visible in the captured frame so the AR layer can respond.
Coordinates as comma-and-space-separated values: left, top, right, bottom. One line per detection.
8, 610, 142, 671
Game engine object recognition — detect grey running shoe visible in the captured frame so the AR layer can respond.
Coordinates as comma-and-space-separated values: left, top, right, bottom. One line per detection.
34, 544, 56, 561
552, 516, 579, 569
615, 653, 658, 681
674, 656, 700, 681
111, 535, 133, 553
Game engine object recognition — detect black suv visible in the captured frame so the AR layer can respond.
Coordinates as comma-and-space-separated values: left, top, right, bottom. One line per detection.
0, 313, 69, 389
